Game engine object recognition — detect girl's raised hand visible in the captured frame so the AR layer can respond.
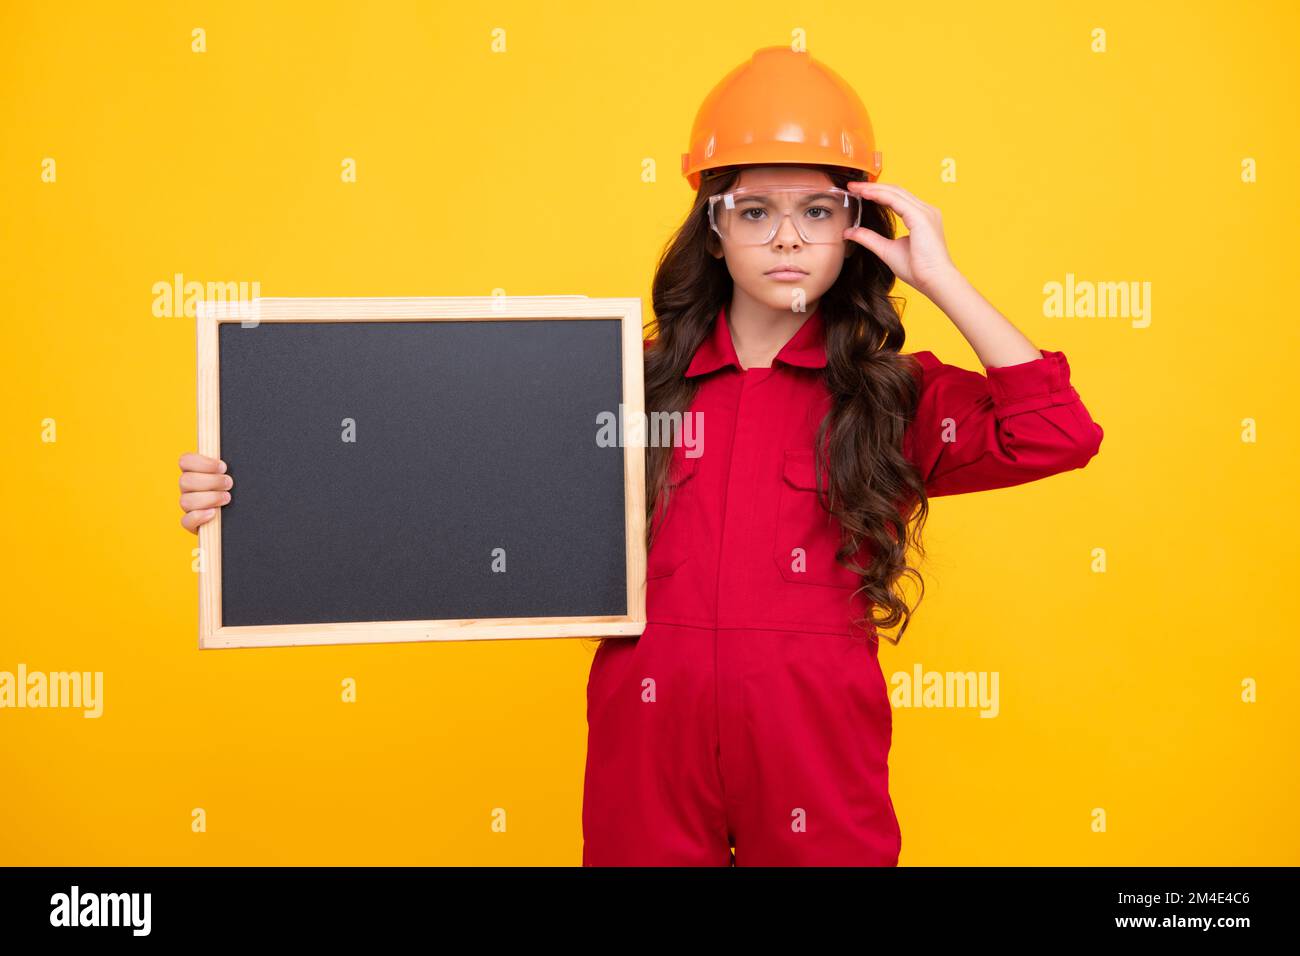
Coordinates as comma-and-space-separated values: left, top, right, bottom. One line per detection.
178, 451, 232, 534
842, 181, 959, 299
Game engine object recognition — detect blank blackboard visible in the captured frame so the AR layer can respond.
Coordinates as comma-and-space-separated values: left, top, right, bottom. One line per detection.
196, 297, 647, 649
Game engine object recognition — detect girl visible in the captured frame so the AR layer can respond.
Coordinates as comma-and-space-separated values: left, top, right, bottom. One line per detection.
177, 47, 1104, 867
579, 48, 1103, 867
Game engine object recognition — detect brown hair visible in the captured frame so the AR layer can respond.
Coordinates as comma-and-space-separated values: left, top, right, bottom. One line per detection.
612, 164, 930, 648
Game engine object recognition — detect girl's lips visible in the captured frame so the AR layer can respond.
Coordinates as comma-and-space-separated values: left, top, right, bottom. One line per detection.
765, 270, 808, 281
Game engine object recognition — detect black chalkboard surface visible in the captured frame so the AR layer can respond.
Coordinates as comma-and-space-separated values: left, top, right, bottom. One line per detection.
196, 297, 647, 649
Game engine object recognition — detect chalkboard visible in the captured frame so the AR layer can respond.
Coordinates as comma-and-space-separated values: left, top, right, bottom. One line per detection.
196, 297, 647, 649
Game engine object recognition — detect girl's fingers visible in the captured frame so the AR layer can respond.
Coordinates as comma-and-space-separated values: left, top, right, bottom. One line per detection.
180, 490, 231, 513
851, 180, 929, 211
180, 471, 234, 493
845, 227, 913, 280
181, 509, 216, 534
843, 225, 892, 256
179, 452, 227, 474
868, 181, 932, 211
848, 181, 931, 229
862, 183, 929, 224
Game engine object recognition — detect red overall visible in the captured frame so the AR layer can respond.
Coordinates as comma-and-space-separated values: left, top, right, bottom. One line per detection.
582, 303, 1104, 866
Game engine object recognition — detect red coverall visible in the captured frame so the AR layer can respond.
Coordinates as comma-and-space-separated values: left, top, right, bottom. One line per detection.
582, 302, 1104, 866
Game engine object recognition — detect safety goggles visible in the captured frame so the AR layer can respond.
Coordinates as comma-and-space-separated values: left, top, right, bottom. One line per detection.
707, 185, 862, 245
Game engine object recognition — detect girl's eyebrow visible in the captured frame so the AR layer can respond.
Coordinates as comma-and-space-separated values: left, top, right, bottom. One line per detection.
736, 191, 841, 203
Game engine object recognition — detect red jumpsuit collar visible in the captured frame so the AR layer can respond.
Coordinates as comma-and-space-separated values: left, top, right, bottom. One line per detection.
685, 302, 827, 377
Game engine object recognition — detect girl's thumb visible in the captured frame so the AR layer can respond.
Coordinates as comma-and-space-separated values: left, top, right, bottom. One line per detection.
845, 226, 886, 254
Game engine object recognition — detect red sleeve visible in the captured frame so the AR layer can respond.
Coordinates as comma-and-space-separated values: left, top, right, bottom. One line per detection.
902, 349, 1104, 498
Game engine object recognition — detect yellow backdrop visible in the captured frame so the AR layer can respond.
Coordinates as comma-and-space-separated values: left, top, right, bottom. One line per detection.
2, 0, 1296, 865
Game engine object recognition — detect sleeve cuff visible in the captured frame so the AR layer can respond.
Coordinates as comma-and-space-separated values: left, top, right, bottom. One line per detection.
985, 349, 1081, 417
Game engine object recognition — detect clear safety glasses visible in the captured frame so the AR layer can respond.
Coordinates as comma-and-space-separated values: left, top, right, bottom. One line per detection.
707, 185, 862, 245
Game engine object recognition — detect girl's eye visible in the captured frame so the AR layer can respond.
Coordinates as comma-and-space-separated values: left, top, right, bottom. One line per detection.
739, 208, 768, 222
805, 206, 832, 220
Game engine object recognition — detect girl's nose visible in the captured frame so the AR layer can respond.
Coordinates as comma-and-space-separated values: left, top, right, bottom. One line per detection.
772, 214, 803, 248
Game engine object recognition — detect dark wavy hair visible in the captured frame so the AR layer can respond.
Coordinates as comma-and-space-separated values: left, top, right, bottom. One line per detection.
606, 163, 931, 649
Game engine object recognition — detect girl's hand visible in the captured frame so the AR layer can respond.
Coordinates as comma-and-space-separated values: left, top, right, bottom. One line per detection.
179, 451, 232, 534
842, 181, 959, 299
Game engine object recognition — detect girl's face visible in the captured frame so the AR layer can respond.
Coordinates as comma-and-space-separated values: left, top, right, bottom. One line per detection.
710, 165, 852, 314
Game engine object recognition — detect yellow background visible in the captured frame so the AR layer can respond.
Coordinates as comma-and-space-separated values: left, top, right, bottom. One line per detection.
2, 0, 1296, 865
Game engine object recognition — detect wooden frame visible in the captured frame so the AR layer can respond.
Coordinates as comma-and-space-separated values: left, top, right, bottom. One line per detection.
196, 296, 647, 650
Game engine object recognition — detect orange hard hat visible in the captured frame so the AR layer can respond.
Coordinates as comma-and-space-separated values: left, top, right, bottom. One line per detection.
681, 46, 883, 191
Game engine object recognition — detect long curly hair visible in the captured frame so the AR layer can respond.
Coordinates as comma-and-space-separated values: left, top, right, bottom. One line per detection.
613, 163, 931, 648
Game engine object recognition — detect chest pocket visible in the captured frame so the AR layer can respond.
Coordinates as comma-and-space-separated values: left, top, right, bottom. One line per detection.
773, 450, 861, 589
647, 452, 699, 580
